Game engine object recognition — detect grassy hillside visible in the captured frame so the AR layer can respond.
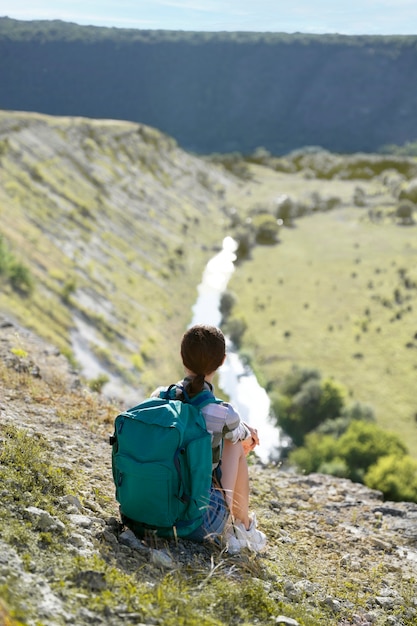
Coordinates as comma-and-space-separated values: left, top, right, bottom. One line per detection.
0, 110, 236, 396
224, 157, 417, 458
1, 325, 416, 626
1, 110, 417, 457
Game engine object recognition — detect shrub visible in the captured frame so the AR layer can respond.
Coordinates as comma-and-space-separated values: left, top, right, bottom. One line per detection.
234, 230, 254, 262
88, 373, 109, 393
341, 401, 375, 423
61, 277, 77, 303
0, 425, 70, 507
224, 315, 247, 349
277, 376, 345, 446
131, 353, 145, 371
219, 290, 237, 321
318, 457, 349, 478
275, 194, 296, 225
365, 454, 417, 502
396, 200, 415, 225
315, 415, 352, 437
336, 421, 408, 482
289, 432, 337, 474
252, 213, 280, 244
8, 260, 33, 294
0, 235, 34, 295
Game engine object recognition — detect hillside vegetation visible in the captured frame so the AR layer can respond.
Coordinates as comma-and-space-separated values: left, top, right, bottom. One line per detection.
1, 18, 417, 154
221, 152, 417, 459
0, 110, 235, 397
1, 109, 417, 622
0, 317, 416, 626
1, 110, 417, 462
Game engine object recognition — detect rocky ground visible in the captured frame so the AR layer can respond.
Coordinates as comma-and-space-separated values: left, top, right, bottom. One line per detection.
0, 314, 416, 626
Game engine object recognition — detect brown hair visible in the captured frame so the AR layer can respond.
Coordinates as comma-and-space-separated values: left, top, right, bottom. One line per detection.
181, 325, 226, 397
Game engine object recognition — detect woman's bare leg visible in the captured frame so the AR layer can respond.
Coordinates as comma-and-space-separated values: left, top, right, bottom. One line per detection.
220, 440, 250, 528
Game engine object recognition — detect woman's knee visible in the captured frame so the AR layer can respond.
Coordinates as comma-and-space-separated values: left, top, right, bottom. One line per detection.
223, 439, 245, 458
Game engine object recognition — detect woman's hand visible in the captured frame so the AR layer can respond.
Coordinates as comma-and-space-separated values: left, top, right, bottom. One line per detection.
242, 425, 259, 455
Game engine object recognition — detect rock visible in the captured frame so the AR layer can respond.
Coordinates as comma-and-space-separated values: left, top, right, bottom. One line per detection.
67, 514, 97, 529
150, 549, 176, 570
118, 529, 148, 552
61, 494, 83, 510
322, 596, 342, 612
24, 507, 65, 532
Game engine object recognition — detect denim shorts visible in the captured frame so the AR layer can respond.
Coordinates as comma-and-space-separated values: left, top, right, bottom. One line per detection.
186, 484, 229, 543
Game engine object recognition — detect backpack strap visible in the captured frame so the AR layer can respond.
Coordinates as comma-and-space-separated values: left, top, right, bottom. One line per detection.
163, 383, 221, 408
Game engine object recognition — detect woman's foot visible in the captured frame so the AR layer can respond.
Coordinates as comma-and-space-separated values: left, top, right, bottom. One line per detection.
224, 513, 267, 554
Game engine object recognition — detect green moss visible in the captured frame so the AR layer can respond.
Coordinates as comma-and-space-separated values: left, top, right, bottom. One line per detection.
0, 425, 73, 511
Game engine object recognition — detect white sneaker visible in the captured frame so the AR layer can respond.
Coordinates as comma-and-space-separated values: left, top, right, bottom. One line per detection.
224, 527, 244, 555
224, 513, 267, 554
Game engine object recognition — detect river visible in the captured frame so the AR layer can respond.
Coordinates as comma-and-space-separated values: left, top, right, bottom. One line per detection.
191, 237, 281, 463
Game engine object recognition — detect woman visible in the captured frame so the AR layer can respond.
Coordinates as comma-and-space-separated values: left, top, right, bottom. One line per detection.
152, 324, 267, 553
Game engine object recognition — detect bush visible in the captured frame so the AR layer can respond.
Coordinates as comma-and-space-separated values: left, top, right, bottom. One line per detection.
336, 421, 408, 482
341, 401, 375, 423
275, 194, 296, 225
396, 200, 415, 225
315, 415, 352, 437
289, 432, 338, 474
61, 277, 77, 303
252, 213, 280, 244
318, 457, 349, 478
365, 454, 417, 502
234, 230, 254, 262
0, 235, 34, 295
224, 315, 247, 349
8, 261, 34, 294
277, 376, 345, 446
219, 290, 237, 321
88, 373, 109, 393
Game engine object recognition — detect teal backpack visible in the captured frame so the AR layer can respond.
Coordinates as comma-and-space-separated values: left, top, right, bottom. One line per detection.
110, 385, 219, 538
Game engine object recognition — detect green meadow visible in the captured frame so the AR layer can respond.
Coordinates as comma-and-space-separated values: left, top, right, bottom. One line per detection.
224, 164, 417, 458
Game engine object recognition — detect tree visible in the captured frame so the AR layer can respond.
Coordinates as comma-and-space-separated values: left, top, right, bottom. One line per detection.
277, 377, 345, 446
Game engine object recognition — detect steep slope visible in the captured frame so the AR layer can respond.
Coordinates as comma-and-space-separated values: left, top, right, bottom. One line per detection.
0, 110, 236, 397
1, 19, 417, 154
